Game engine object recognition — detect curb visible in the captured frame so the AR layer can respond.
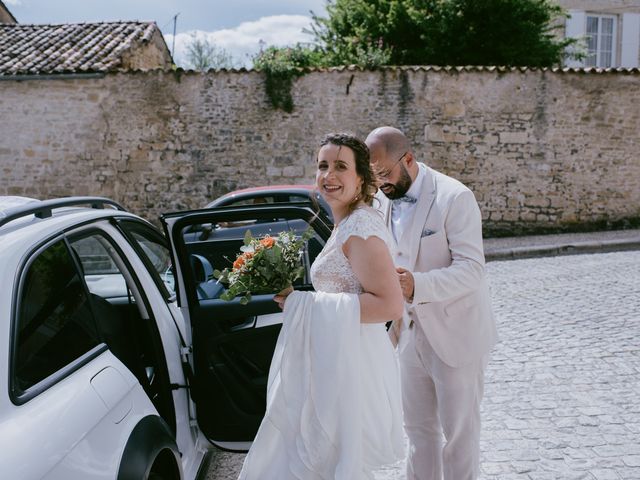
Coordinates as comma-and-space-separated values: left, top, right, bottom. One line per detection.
485, 238, 640, 262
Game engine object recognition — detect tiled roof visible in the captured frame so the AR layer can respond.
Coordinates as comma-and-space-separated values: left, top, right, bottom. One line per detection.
0, 21, 165, 75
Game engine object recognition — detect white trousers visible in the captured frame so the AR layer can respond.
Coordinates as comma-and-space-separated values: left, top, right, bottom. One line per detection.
399, 324, 488, 480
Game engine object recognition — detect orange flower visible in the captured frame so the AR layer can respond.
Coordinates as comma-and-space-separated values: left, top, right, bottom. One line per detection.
260, 236, 275, 248
233, 255, 246, 270
233, 251, 254, 270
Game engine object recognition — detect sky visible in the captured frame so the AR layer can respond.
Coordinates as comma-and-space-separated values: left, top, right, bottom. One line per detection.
4, 0, 328, 67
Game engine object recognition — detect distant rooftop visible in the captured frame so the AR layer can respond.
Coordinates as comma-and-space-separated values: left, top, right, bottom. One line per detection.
0, 21, 172, 75
0, 0, 17, 24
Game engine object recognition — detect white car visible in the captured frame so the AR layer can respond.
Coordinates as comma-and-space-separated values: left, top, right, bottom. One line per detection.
0, 196, 331, 479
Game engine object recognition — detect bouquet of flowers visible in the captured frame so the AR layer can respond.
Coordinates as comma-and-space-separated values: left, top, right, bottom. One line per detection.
213, 228, 313, 304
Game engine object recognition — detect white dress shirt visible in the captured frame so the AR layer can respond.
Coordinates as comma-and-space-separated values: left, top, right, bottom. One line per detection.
391, 163, 426, 244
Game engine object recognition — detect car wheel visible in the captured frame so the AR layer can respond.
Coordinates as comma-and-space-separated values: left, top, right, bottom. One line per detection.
147, 448, 180, 480
117, 416, 181, 480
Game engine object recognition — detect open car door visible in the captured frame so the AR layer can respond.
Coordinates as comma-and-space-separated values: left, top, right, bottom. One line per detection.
161, 204, 332, 451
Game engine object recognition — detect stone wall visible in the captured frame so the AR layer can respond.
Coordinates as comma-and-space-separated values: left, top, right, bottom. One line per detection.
1, 67, 639, 235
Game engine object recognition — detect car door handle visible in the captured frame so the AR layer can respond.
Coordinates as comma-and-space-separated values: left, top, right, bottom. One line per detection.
230, 316, 257, 331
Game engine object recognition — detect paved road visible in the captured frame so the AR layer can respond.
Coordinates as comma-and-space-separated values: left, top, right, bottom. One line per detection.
205, 251, 640, 479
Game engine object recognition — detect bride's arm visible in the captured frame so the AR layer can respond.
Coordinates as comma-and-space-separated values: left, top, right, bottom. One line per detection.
342, 235, 404, 323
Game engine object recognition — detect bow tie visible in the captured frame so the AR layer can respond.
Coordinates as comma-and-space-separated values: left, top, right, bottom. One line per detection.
392, 195, 417, 205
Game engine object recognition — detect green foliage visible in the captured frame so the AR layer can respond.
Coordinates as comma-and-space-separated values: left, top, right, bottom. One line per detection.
213, 229, 313, 305
426, 0, 576, 67
184, 34, 236, 70
310, 0, 578, 67
252, 0, 577, 110
310, 0, 426, 66
252, 45, 326, 112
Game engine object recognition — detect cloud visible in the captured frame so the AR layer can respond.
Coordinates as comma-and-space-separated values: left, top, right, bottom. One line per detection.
165, 14, 315, 69
4, 0, 22, 5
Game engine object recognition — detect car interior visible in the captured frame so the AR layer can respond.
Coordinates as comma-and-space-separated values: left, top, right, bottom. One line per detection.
174, 211, 327, 443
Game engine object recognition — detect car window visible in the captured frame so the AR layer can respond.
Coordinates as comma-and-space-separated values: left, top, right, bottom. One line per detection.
70, 235, 129, 299
227, 194, 312, 206
118, 220, 175, 298
214, 197, 279, 229
226, 196, 276, 206
15, 239, 101, 392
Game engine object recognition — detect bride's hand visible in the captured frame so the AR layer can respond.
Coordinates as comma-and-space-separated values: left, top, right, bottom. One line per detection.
273, 291, 291, 309
274, 285, 294, 309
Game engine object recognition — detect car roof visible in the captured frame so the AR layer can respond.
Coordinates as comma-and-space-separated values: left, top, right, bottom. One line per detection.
0, 196, 39, 211
0, 197, 143, 260
207, 185, 320, 208
224, 184, 315, 194
206, 185, 334, 222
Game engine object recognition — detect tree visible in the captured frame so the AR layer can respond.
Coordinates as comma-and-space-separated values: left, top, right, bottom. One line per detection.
184, 34, 236, 70
310, 0, 577, 67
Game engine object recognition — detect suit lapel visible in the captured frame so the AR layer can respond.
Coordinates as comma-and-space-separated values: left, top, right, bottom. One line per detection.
376, 191, 393, 229
401, 165, 436, 270
384, 196, 392, 231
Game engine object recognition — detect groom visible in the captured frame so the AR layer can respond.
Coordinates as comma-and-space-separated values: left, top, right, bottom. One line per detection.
366, 126, 498, 480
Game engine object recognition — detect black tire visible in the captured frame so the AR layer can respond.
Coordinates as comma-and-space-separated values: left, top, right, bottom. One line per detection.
117, 416, 181, 480
147, 449, 180, 480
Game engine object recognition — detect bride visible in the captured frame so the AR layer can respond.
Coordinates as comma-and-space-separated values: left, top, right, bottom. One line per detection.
238, 133, 405, 479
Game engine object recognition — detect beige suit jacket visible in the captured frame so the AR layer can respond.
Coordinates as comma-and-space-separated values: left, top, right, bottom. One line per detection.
378, 164, 498, 367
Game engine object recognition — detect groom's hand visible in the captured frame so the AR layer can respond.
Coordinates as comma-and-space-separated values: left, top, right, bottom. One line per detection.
396, 267, 415, 303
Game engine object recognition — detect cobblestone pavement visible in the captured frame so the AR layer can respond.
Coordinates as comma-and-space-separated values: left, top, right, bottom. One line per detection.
205, 251, 640, 479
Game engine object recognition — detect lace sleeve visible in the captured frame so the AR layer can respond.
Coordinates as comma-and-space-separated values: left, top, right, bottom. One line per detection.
337, 207, 394, 250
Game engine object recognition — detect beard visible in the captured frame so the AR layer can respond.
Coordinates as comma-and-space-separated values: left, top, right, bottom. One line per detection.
380, 163, 412, 200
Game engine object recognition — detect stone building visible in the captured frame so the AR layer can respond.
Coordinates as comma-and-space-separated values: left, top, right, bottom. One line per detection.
558, 0, 640, 68
0, 20, 172, 75
0, 0, 17, 24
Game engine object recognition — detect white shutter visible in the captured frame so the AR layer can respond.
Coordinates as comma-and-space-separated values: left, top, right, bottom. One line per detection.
621, 13, 640, 68
566, 11, 586, 38
564, 10, 587, 67
565, 10, 586, 67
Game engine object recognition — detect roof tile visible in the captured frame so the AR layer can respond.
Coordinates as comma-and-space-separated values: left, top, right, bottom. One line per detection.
0, 21, 167, 75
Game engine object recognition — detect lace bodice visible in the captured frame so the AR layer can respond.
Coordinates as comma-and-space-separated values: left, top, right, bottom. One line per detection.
310, 206, 394, 294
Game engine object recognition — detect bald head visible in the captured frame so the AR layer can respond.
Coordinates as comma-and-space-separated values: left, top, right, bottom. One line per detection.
365, 126, 411, 160
365, 126, 419, 194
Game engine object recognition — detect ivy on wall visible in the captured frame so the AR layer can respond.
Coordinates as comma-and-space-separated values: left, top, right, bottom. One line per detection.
253, 46, 318, 112
252, 44, 391, 112
262, 67, 302, 113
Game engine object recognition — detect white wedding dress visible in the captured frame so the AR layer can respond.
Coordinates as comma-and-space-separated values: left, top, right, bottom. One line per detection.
238, 206, 404, 479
